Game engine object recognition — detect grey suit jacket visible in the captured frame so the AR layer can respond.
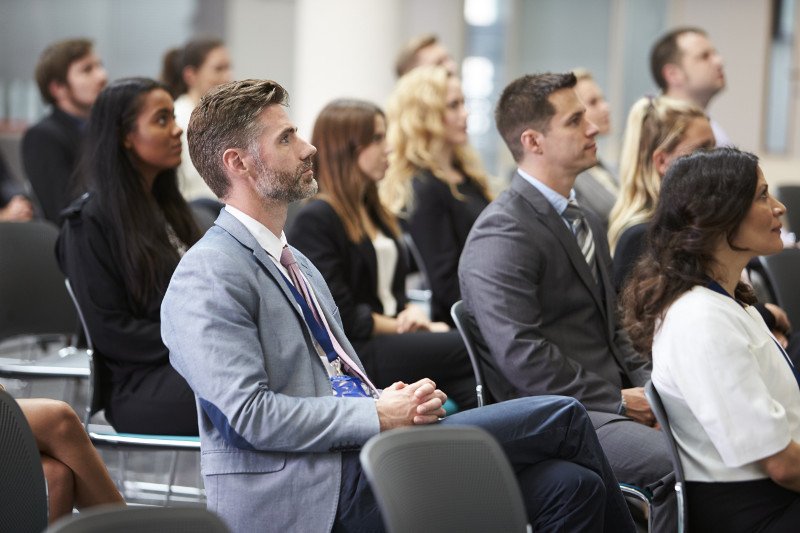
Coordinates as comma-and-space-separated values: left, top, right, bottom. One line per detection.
161, 209, 379, 533
459, 174, 650, 421
573, 165, 618, 232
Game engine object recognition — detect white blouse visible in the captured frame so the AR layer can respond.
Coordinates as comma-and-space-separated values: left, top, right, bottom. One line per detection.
174, 94, 216, 201
652, 285, 800, 482
372, 232, 398, 317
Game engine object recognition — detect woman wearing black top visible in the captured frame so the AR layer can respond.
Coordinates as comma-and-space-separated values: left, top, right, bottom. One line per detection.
289, 99, 477, 409
381, 66, 492, 325
57, 78, 201, 435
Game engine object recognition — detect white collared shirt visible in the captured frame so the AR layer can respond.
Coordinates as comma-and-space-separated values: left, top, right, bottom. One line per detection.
516, 168, 577, 231
224, 204, 341, 382
225, 204, 290, 278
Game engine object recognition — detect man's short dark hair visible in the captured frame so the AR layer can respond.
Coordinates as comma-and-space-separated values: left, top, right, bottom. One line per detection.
188, 79, 289, 199
494, 72, 577, 162
650, 27, 707, 92
34, 38, 94, 105
395, 34, 439, 78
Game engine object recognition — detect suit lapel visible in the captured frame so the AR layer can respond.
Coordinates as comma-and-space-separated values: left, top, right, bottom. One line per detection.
296, 254, 369, 375
510, 176, 607, 317
214, 210, 304, 320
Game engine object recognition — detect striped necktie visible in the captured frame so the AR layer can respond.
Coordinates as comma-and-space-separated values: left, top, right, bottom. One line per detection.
563, 199, 598, 282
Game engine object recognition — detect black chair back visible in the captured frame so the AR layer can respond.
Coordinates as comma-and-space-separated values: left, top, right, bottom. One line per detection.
47, 505, 229, 533
0, 220, 77, 341
645, 381, 688, 533
451, 300, 493, 407
0, 389, 48, 532
64, 279, 109, 422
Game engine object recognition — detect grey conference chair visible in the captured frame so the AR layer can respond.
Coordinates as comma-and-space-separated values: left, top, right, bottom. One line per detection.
450, 300, 489, 407
645, 381, 688, 533
360, 426, 531, 533
46, 505, 229, 533
0, 388, 48, 533
759, 248, 800, 330
451, 300, 653, 531
0, 220, 88, 404
0, 220, 77, 343
64, 279, 201, 505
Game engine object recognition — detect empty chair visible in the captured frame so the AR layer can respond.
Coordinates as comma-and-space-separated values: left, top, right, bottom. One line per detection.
759, 248, 800, 329
360, 426, 530, 533
46, 505, 228, 533
0, 220, 77, 343
0, 220, 87, 404
645, 381, 687, 533
65, 279, 201, 505
0, 388, 48, 533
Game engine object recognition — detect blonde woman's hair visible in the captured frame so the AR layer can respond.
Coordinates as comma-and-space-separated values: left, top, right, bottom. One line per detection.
608, 95, 707, 251
381, 65, 491, 214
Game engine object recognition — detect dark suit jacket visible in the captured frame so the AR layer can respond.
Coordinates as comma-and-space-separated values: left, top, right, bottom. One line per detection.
459, 174, 651, 416
56, 193, 176, 393
612, 222, 648, 293
22, 107, 85, 223
407, 169, 489, 324
288, 199, 409, 343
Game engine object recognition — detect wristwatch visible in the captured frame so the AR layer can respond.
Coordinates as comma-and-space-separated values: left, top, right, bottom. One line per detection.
619, 393, 627, 416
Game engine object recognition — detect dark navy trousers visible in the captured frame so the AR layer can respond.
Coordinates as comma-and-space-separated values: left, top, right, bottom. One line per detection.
335, 395, 636, 533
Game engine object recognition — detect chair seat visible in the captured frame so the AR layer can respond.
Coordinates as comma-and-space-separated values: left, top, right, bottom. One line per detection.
87, 424, 200, 449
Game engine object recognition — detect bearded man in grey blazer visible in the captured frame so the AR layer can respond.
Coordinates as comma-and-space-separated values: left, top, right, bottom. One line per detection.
459, 72, 676, 532
160, 79, 636, 532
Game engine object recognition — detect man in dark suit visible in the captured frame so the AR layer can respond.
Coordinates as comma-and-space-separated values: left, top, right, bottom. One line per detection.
459, 72, 676, 532
22, 38, 107, 223
161, 78, 635, 532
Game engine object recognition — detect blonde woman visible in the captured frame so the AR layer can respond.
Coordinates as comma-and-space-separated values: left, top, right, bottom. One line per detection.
608, 95, 714, 291
381, 66, 492, 325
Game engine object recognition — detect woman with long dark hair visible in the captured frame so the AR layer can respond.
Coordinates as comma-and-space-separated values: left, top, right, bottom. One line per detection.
57, 77, 200, 435
289, 99, 477, 409
622, 148, 800, 531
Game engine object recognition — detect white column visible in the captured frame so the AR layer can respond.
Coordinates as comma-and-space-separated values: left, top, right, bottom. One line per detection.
293, 0, 403, 138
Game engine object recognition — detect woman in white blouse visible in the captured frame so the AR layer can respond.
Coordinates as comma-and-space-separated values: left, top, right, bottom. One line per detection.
621, 147, 800, 531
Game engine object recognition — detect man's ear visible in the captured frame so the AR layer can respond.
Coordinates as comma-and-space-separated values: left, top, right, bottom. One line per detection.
222, 148, 253, 186
662, 63, 684, 89
48, 80, 68, 105
520, 128, 545, 155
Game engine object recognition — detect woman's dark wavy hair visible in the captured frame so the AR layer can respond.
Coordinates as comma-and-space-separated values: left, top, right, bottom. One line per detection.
621, 147, 759, 354
85, 77, 200, 311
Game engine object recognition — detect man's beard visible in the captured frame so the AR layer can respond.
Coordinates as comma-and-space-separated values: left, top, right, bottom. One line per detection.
253, 155, 317, 204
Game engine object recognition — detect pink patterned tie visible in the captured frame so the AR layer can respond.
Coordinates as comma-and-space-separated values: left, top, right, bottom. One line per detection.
280, 246, 379, 395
